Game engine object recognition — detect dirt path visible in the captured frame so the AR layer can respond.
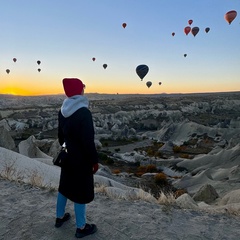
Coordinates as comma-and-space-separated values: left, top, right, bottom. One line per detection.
103, 139, 153, 153
1, 178, 240, 240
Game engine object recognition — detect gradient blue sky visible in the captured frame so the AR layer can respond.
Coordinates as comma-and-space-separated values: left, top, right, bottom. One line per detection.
0, 0, 239, 95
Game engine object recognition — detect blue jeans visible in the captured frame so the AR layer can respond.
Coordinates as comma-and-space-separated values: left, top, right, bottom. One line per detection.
56, 192, 86, 228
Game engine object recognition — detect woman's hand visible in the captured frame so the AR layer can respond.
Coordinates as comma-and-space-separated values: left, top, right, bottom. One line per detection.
93, 163, 99, 174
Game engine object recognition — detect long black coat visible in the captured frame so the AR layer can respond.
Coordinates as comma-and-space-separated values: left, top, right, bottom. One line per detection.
58, 107, 98, 204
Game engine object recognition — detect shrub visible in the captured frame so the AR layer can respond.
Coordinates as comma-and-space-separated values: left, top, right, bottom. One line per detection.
146, 148, 155, 156
103, 142, 108, 147
136, 164, 157, 175
146, 164, 157, 173
135, 171, 145, 177
154, 151, 162, 158
104, 158, 114, 165
137, 165, 147, 173
173, 145, 181, 153
112, 169, 121, 174
154, 173, 168, 185
98, 152, 109, 161
174, 189, 187, 198
179, 153, 190, 159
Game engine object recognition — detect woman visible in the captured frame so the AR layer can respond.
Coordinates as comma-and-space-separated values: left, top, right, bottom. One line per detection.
55, 78, 99, 238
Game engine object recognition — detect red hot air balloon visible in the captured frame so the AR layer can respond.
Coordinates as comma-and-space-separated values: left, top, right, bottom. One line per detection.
103, 64, 107, 69
224, 10, 237, 24
188, 19, 193, 25
191, 27, 199, 37
184, 26, 191, 35
172, 32, 175, 36
6, 69, 10, 74
13, 58, 17, 62
122, 23, 127, 28
205, 27, 210, 33
92, 57, 96, 61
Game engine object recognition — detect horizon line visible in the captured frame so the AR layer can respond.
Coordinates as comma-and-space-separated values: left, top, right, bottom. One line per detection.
0, 90, 239, 97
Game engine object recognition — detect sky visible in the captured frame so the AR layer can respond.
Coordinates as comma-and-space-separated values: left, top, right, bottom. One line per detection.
0, 0, 239, 95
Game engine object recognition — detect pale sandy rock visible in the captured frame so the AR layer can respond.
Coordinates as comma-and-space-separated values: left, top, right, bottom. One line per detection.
34, 138, 55, 154
105, 186, 157, 203
218, 189, 240, 205
48, 139, 61, 157
176, 193, 199, 209
0, 126, 16, 151
227, 133, 240, 149
177, 144, 240, 172
159, 141, 174, 153
193, 184, 219, 204
95, 165, 112, 177
94, 175, 132, 190
94, 139, 102, 148
0, 119, 11, 131
6, 118, 29, 131
0, 147, 60, 188
18, 135, 51, 159
143, 121, 240, 146
173, 169, 217, 195
104, 186, 128, 200
197, 201, 211, 209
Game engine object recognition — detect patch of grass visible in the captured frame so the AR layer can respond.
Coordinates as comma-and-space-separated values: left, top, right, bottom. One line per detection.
0, 161, 23, 182
136, 164, 157, 176
0, 161, 57, 191
157, 191, 175, 205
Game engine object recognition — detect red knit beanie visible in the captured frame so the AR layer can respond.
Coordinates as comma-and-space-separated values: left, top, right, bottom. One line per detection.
62, 78, 85, 97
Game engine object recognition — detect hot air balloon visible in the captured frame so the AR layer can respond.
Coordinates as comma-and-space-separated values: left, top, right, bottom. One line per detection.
191, 27, 199, 37
38, 68, 41, 72
224, 10, 237, 24
184, 26, 191, 35
103, 64, 107, 69
37, 60, 41, 65
184, 54, 187, 57
205, 27, 210, 33
172, 32, 175, 36
146, 81, 152, 88
136, 64, 149, 80
122, 23, 127, 28
92, 57, 96, 61
6, 69, 10, 74
13, 58, 17, 62
159, 82, 162, 85
188, 19, 193, 25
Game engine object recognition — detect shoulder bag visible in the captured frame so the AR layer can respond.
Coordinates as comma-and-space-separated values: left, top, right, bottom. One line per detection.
53, 146, 68, 167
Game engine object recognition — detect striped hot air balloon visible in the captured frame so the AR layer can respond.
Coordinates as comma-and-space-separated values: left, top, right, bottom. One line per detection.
136, 64, 149, 80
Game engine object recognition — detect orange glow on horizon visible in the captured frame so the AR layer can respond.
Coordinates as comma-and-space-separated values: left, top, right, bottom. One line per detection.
0, 84, 239, 96
1, 75, 239, 96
